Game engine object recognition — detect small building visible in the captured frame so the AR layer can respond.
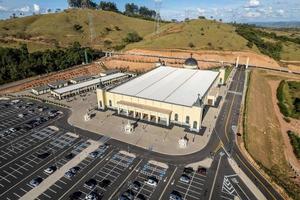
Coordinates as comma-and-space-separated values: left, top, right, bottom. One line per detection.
183, 54, 199, 69
48, 80, 69, 89
100, 69, 120, 77
31, 85, 51, 95
51, 72, 130, 100
69, 75, 93, 84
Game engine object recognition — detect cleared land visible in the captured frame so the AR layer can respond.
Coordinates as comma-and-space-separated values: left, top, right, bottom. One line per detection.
245, 69, 300, 199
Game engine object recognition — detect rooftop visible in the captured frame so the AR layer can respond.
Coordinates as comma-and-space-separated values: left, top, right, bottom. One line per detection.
53, 72, 127, 94
110, 66, 219, 107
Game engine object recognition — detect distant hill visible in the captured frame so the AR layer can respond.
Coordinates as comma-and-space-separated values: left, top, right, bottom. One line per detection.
0, 9, 299, 61
0, 9, 157, 51
126, 19, 257, 52
249, 21, 300, 28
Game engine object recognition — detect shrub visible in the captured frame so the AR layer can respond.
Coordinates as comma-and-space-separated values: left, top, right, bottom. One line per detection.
188, 42, 195, 48
123, 32, 142, 44
73, 24, 83, 32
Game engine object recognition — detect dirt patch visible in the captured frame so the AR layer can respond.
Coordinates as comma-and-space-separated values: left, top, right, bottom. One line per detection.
102, 49, 280, 72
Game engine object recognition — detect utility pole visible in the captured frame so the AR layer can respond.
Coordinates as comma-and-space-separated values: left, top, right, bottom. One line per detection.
155, 0, 162, 34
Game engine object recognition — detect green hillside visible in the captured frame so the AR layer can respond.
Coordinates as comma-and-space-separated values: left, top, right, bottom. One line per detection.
0, 9, 158, 51
0, 9, 299, 61
126, 19, 259, 52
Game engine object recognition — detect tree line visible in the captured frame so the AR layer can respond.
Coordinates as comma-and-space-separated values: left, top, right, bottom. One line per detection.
0, 42, 104, 85
67, 0, 158, 21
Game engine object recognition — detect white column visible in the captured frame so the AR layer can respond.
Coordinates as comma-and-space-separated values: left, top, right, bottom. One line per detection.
235, 56, 239, 68
246, 57, 249, 69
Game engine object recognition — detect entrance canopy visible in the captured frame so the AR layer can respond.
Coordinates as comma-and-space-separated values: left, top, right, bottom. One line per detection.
117, 101, 171, 116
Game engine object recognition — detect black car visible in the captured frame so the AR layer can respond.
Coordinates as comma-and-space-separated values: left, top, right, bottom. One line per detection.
129, 180, 141, 191
37, 152, 51, 159
84, 179, 97, 189
65, 153, 75, 160
183, 167, 194, 174
136, 194, 146, 200
169, 190, 182, 200
69, 191, 82, 200
197, 167, 207, 175
99, 179, 111, 188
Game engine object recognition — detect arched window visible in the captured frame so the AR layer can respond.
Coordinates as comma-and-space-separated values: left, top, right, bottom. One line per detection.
99, 100, 102, 108
185, 116, 190, 124
193, 121, 197, 129
174, 113, 178, 121
109, 100, 112, 107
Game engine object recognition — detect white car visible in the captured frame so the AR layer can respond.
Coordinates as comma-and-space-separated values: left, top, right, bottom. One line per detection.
144, 177, 158, 187
9, 128, 16, 133
29, 177, 43, 187
44, 166, 57, 174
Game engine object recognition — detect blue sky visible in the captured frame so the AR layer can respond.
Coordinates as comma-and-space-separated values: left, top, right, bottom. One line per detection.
0, 0, 299, 22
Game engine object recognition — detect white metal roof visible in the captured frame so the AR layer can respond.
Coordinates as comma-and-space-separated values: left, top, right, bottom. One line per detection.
53, 78, 101, 94
110, 66, 219, 107
53, 72, 127, 95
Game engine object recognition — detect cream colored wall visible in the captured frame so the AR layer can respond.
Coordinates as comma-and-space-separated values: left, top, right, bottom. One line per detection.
97, 90, 202, 129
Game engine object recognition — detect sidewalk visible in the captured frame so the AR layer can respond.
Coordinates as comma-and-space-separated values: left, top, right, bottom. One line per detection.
228, 157, 267, 200
20, 139, 101, 200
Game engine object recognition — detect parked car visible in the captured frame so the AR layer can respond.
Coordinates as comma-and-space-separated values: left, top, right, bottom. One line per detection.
99, 179, 111, 188
44, 165, 57, 174
85, 191, 101, 200
179, 174, 190, 184
69, 191, 82, 200
8, 128, 16, 133
65, 153, 75, 160
169, 190, 182, 200
144, 176, 158, 187
37, 152, 51, 159
129, 180, 141, 191
183, 167, 194, 174
29, 177, 43, 187
136, 193, 146, 200
65, 171, 75, 178
118, 190, 135, 200
89, 151, 100, 159
197, 167, 207, 175
84, 179, 97, 189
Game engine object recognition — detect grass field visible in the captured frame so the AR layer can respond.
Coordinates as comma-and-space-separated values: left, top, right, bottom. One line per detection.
126, 19, 258, 52
245, 69, 300, 199
0, 9, 158, 51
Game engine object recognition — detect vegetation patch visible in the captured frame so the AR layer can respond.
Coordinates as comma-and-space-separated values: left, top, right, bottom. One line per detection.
276, 80, 300, 119
287, 130, 300, 159
0, 42, 103, 85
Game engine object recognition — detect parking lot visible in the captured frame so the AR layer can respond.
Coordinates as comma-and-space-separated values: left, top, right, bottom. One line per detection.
172, 168, 208, 200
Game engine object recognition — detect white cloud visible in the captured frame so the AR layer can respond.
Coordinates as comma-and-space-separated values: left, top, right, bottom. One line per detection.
245, 0, 260, 8
244, 11, 261, 18
0, 5, 7, 11
277, 9, 285, 15
14, 6, 30, 12
197, 8, 205, 15
250, 0, 260, 7
33, 4, 40, 13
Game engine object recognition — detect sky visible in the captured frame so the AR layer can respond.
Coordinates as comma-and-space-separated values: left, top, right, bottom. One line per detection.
0, 0, 299, 22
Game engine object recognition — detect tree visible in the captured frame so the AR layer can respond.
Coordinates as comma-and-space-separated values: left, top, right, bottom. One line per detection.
198, 16, 206, 19
125, 3, 139, 16
123, 32, 143, 43
139, 6, 156, 19
99, 1, 119, 12
68, 0, 81, 8
188, 42, 195, 48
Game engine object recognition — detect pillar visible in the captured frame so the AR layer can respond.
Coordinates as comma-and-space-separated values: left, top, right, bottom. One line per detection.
156, 116, 159, 124
235, 56, 239, 68
246, 57, 249, 69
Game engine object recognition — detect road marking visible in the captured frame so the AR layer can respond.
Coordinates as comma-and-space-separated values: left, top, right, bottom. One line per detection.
109, 159, 143, 199
58, 150, 115, 200
235, 154, 277, 200
158, 167, 177, 200
209, 155, 223, 200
